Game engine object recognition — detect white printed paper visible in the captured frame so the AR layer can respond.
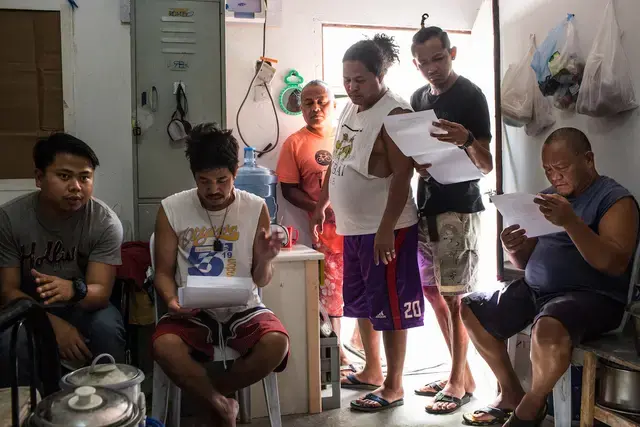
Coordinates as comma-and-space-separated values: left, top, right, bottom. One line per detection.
490, 193, 564, 238
383, 110, 484, 185
179, 276, 253, 309
413, 150, 485, 185
383, 110, 448, 156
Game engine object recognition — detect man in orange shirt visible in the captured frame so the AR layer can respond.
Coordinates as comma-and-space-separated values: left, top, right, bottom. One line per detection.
276, 80, 363, 368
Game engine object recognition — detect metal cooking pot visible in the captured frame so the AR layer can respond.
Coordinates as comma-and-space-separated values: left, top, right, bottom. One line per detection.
60, 353, 146, 420
597, 360, 640, 414
26, 385, 143, 427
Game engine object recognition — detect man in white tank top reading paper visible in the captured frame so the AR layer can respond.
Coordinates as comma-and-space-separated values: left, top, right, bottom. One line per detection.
312, 34, 423, 413
151, 124, 289, 427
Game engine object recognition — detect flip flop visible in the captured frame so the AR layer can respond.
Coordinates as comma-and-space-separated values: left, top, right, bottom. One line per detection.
340, 364, 357, 376
344, 343, 366, 361
463, 406, 514, 426
350, 393, 404, 413
503, 403, 548, 427
341, 374, 381, 390
415, 379, 448, 397
426, 391, 473, 415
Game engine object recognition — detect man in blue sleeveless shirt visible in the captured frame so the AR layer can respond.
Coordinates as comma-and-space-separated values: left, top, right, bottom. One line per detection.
461, 127, 639, 426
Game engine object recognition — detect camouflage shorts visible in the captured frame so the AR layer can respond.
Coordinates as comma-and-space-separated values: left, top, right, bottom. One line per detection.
417, 212, 481, 296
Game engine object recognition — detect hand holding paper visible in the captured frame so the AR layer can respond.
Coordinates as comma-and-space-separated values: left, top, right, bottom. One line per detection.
491, 193, 564, 238
533, 193, 578, 227
383, 110, 484, 185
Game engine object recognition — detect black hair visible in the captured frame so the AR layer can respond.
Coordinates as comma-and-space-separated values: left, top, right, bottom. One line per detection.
33, 132, 100, 171
411, 14, 452, 56
342, 33, 400, 77
185, 123, 239, 175
544, 127, 592, 154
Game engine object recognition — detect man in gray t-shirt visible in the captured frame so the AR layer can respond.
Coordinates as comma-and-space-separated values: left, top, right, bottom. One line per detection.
0, 133, 125, 384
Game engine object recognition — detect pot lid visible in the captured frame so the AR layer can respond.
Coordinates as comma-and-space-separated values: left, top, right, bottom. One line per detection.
64, 354, 141, 387
31, 386, 135, 427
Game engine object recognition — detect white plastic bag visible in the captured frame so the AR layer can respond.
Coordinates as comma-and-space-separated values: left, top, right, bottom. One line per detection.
577, 1, 638, 117
526, 85, 556, 136
502, 40, 536, 127
526, 37, 556, 136
550, 17, 585, 110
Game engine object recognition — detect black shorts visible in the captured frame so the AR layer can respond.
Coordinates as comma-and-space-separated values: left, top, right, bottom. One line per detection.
462, 279, 625, 345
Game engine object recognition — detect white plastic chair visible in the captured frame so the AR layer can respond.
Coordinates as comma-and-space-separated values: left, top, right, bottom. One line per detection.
507, 239, 640, 427
148, 233, 282, 427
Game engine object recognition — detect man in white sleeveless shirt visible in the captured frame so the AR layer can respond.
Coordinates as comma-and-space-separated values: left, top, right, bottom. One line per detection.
151, 124, 289, 426
312, 34, 424, 413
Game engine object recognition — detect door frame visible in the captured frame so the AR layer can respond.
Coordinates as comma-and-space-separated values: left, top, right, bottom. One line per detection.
130, 0, 227, 239
0, 1, 76, 192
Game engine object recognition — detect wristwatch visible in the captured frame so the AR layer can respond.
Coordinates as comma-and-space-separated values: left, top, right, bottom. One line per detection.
460, 130, 475, 149
70, 277, 88, 303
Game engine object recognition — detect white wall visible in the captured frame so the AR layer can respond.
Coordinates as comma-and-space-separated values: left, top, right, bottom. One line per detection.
1, 0, 484, 239
0, 0, 134, 228
227, 0, 483, 244
500, 0, 640, 198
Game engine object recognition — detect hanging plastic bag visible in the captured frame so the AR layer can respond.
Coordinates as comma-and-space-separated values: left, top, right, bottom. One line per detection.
502, 39, 536, 127
532, 17, 568, 94
550, 16, 585, 110
526, 84, 556, 137
526, 37, 556, 136
576, 1, 637, 117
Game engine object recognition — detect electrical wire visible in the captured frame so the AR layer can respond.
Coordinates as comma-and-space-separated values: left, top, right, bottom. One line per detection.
235, 0, 280, 156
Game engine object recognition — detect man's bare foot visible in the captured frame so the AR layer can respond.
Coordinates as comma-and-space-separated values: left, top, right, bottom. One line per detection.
352, 384, 404, 409
415, 379, 447, 395
340, 369, 384, 387
515, 393, 546, 421
211, 395, 239, 427
464, 392, 523, 423
426, 381, 468, 412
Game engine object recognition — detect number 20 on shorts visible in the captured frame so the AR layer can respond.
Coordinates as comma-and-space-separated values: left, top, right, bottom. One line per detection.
404, 300, 422, 319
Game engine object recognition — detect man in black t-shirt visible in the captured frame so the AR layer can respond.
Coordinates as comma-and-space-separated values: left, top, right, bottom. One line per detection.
409, 25, 493, 415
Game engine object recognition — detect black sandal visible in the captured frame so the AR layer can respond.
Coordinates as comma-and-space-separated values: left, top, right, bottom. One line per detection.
414, 379, 448, 397
463, 406, 514, 426
503, 403, 548, 427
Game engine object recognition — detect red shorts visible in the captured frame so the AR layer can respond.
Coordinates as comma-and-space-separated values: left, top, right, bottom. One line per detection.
152, 307, 290, 372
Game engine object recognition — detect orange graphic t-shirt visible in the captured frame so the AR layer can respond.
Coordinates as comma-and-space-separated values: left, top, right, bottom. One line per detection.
276, 127, 343, 254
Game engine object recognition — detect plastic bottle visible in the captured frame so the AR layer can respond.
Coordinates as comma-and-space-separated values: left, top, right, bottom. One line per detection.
235, 147, 278, 223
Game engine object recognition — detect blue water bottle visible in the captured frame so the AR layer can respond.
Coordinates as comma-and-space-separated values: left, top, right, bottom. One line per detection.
235, 147, 278, 223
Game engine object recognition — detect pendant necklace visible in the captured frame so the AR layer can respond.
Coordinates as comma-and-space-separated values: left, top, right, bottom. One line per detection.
204, 205, 230, 252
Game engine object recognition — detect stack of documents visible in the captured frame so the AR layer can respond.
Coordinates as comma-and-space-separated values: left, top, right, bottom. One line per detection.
490, 193, 564, 237
178, 276, 253, 309
383, 110, 485, 185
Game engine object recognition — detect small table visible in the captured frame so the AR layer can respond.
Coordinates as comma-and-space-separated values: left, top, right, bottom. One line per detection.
249, 245, 325, 418
579, 334, 640, 427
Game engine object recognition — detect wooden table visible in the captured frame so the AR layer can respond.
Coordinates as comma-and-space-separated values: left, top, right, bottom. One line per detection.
249, 245, 324, 418
579, 334, 640, 427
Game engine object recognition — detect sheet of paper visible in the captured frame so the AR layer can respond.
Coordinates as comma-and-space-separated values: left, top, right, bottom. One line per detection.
179, 276, 253, 309
413, 150, 485, 185
490, 193, 564, 238
384, 110, 484, 185
383, 110, 448, 157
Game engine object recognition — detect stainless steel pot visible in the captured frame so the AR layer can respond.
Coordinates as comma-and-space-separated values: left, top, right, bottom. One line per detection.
60, 354, 146, 421
597, 360, 640, 414
26, 385, 143, 427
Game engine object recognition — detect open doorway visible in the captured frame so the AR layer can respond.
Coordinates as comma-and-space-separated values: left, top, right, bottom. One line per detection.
321, 21, 499, 401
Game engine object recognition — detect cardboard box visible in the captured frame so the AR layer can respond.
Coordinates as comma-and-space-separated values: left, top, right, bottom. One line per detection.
0, 10, 63, 179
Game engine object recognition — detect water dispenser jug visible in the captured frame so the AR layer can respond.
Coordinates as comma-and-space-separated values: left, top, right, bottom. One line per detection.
235, 147, 278, 223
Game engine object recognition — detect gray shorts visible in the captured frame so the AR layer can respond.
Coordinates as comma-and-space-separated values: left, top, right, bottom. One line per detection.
462, 279, 625, 345
417, 212, 481, 296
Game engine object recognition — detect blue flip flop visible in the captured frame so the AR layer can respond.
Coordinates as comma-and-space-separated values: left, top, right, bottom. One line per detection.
350, 393, 405, 412
341, 374, 381, 390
